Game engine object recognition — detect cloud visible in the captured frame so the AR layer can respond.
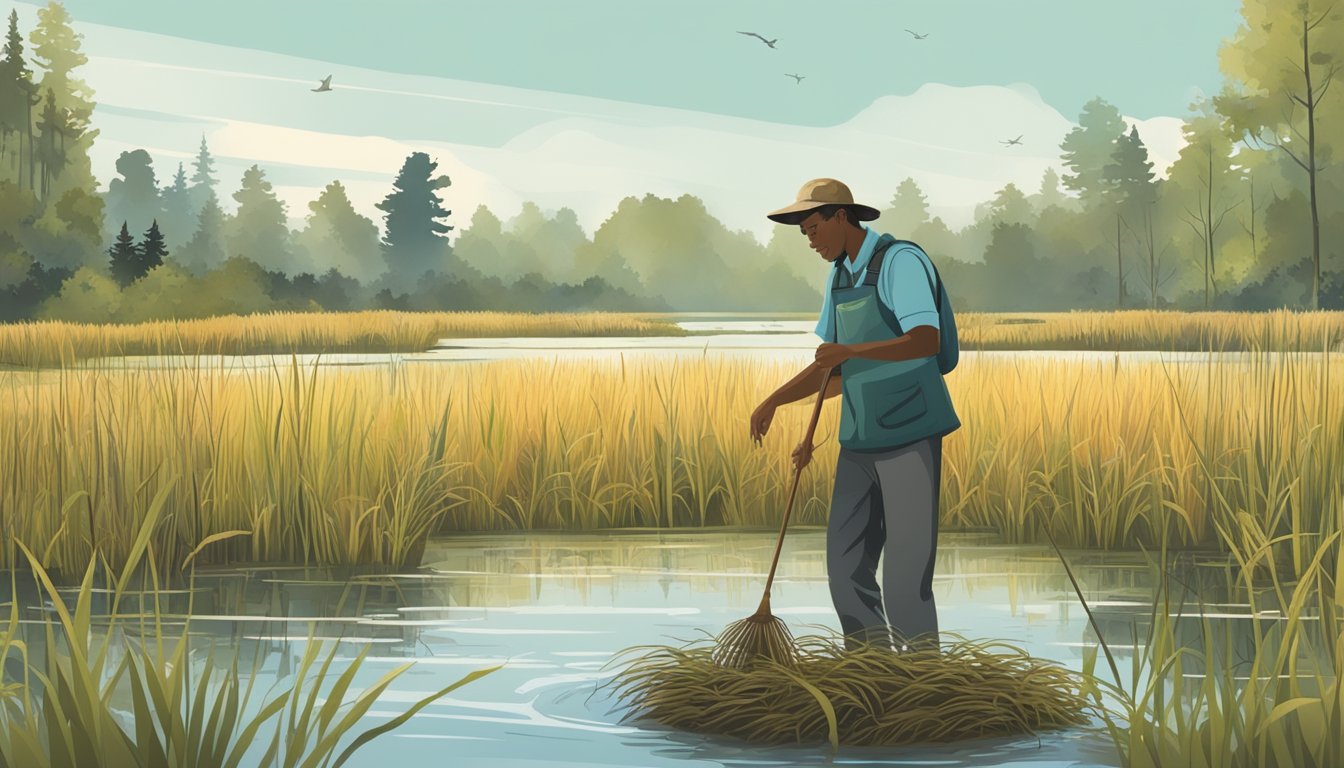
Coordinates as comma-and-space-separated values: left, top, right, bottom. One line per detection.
66, 13, 1189, 242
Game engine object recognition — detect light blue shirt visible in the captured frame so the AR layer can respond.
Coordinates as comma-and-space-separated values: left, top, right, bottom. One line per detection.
814, 226, 941, 343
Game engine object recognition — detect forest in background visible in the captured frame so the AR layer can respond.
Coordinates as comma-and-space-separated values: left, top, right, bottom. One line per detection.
1, 1, 1342, 323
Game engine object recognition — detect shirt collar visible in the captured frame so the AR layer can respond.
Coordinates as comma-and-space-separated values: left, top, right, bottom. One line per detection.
840, 226, 879, 276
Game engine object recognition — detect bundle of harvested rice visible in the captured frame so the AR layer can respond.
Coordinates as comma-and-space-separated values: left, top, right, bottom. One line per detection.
609, 633, 1094, 748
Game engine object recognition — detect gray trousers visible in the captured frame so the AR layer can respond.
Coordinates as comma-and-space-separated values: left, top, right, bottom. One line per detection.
827, 435, 943, 652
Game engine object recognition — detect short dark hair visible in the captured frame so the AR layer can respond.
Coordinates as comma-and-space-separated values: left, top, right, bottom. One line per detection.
786, 204, 865, 230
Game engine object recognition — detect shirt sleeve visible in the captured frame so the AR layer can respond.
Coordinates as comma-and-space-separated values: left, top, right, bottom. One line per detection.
815, 278, 836, 343
880, 245, 940, 332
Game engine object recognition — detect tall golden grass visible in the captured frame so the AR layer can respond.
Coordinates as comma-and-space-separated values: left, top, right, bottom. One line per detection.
957, 309, 1344, 352
0, 310, 686, 368
1, 351, 1339, 575
1, 310, 1342, 368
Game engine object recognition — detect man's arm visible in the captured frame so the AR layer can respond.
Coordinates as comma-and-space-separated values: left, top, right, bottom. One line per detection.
764, 363, 838, 407
845, 325, 939, 362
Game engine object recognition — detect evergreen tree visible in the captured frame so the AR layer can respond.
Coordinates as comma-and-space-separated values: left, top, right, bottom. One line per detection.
188, 134, 217, 214
1031, 168, 1071, 212
1100, 126, 1158, 308
159, 162, 194, 251
986, 182, 1034, 226
29, 1, 97, 196
0, 9, 38, 191
137, 219, 167, 277
179, 189, 227, 275
34, 86, 63, 200
376, 152, 454, 290
1102, 126, 1157, 211
1060, 98, 1127, 210
879, 177, 932, 234
227, 164, 292, 273
108, 221, 138, 287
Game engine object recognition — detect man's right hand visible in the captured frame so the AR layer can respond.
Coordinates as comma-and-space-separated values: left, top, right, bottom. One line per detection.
750, 398, 777, 445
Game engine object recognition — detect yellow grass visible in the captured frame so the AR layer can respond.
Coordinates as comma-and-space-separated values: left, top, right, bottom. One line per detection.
0, 351, 1339, 575
0, 310, 687, 368
956, 310, 1344, 352
1, 309, 1342, 369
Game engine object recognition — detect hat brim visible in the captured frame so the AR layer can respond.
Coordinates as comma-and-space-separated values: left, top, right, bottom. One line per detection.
766, 200, 881, 224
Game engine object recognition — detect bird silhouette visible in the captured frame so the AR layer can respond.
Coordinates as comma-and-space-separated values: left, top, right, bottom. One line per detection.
311, 75, 333, 93
1000, 135, 1024, 146
737, 31, 778, 48
905, 29, 929, 40
786, 73, 805, 84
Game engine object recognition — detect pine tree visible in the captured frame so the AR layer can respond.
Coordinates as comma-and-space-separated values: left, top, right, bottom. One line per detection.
1060, 98, 1127, 210
1, 9, 38, 191
34, 86, 61, 199
108, 221, 138, 288
29, 1, 97, 196
160, 162, 194, 251
376, 152, 453, 291
227, 164, 291, 272
1100, 126, 1158, 309
188, 134, 216, 214
137, 219, 167, 277
879, 178, 931, 234
179, 189, 226, 275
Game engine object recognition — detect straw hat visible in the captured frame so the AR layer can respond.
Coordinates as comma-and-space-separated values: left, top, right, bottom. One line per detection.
766, 178, 881, 223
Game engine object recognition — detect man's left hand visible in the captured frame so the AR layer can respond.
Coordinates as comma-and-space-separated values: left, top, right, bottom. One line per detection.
815, 342, 853, 368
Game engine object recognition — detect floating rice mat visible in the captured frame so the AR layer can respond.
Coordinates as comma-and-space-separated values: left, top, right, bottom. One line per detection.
609, 634, 1094, 748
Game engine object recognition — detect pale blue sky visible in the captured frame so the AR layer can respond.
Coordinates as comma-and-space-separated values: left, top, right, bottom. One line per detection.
52, 0, 1241, 123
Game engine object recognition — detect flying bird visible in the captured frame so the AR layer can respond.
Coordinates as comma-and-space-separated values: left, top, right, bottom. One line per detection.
311, 75, 333, 93
737, 31, 778, 48
786, 73, 805, 84
905, 29, 929, 40
1001, 135, 1024, 146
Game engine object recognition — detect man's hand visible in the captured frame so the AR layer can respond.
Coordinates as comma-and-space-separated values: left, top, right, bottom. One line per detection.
815, 342, 853, 369
791, 440, 816, 472
750, 397, 778, 445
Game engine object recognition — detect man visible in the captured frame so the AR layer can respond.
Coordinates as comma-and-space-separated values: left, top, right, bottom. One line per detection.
749, 177, 960, 652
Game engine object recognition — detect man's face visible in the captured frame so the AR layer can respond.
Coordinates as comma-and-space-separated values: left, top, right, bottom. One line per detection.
798, 210, 847, 262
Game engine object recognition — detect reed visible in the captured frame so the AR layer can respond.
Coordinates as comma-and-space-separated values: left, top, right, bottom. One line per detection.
0, 351, 1338, 575
0, 310, 686, 368
0, 539, 495, 767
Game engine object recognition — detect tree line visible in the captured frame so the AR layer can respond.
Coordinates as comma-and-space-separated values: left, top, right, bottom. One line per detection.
1, 1, 1341, 324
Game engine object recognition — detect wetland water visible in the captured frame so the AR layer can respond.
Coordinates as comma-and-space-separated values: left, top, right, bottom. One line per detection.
52, 319, 1338, 371
21, 531, 1168, 767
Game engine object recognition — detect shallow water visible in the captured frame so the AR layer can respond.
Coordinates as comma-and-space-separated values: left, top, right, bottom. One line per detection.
14, 531, 1198, 767
15, 530, 1313, 766
50, 319, 1339, 371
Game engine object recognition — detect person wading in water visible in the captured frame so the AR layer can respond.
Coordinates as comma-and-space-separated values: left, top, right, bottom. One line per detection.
749, 177, 961, 653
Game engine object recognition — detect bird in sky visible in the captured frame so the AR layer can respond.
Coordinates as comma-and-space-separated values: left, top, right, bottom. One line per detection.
785, 73, 805, 84
737, 31, 778, 48
312, 75, 333, 92
905, 29, 929, 40
1001, 135, 1024, 146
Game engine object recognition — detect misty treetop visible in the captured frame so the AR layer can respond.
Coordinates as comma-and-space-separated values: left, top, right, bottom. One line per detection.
3, 0, 1344, 323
